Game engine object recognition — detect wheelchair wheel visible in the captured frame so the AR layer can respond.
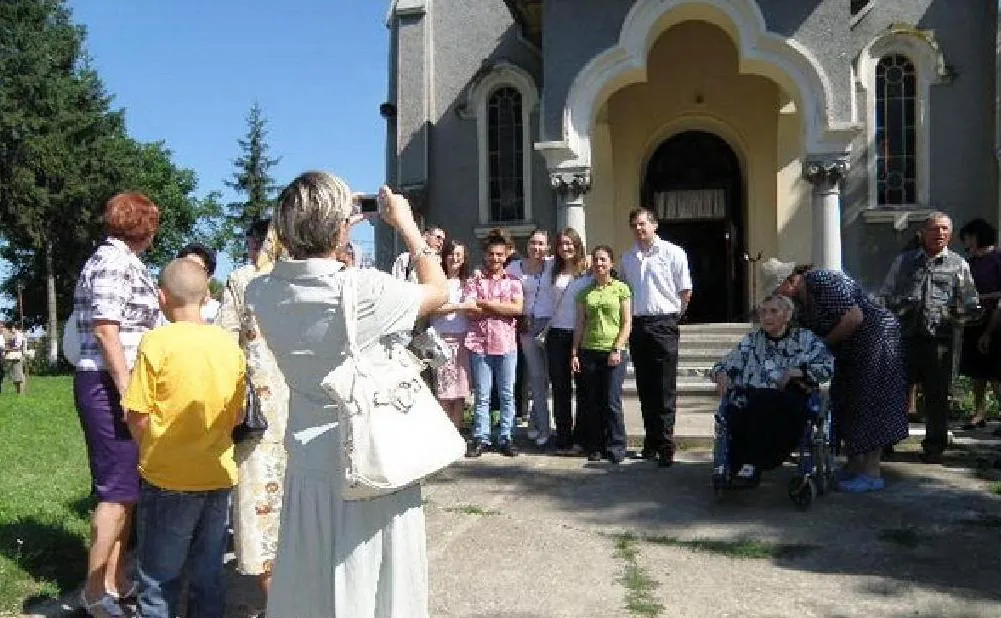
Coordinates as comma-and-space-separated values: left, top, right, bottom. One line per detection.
788, 476, 816, 510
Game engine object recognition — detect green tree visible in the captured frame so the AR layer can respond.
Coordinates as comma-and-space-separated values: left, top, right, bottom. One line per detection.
0, 0, 217, 362
221, 102, 280, 261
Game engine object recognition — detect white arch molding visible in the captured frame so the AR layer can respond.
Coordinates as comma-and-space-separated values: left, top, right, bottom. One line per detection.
535, 0, 859, 171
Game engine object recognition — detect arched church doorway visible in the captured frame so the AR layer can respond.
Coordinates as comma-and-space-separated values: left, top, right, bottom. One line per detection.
641, 130, 746, 323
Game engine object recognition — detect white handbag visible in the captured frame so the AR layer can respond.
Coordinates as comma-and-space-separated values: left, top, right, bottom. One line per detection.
320, 269, 467, 500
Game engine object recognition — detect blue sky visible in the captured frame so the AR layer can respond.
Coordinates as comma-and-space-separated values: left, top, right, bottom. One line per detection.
67, 0, 389, 280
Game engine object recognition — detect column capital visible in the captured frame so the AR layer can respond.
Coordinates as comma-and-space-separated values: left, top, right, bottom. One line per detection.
549, 169, 592, 200
802, 156, 850, 185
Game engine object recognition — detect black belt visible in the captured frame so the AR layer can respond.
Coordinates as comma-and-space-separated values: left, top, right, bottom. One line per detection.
634, 313, 680, 322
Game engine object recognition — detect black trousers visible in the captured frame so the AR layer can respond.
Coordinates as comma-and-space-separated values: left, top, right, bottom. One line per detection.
546, 328, 581, 448
906, 336, 953, 455
629, 314, 680, 454
577, 349, 628, 458
728, 388, 809, 472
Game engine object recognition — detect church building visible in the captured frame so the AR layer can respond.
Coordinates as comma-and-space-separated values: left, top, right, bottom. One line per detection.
379, 0, 999, 324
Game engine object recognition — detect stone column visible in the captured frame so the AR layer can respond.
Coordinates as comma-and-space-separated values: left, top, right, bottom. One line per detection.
803, 157, 849, 271
550, 169, 592, 246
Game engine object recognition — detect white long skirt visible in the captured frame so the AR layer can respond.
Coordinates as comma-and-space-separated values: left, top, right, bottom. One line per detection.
266, 427, 429, 618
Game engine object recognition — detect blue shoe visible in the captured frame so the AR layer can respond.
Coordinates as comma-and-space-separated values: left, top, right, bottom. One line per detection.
837, 474, 886, 493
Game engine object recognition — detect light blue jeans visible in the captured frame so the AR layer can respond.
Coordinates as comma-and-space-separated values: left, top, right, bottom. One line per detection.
519, 317, 551, 437
470, 351, 518, 444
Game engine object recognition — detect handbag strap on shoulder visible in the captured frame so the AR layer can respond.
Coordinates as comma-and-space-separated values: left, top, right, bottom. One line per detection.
340, 267, 363, 359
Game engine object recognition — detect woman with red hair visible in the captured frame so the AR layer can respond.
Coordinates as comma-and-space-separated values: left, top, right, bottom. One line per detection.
72, 192, 161, 617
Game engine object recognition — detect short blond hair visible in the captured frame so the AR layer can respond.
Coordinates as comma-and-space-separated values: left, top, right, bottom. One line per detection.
275, 171, 353, 259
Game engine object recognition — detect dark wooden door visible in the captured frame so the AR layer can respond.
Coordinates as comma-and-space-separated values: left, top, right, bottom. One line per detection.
642, 131, 745, 323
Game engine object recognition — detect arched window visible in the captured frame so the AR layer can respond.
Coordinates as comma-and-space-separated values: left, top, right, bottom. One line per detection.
487, 86, 525, 222
875, 54, 917, 206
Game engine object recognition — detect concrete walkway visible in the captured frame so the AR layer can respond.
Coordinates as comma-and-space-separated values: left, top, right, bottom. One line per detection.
23, 442, 1001, 618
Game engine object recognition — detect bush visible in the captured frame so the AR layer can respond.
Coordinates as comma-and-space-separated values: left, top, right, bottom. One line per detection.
25, 333, 74, 376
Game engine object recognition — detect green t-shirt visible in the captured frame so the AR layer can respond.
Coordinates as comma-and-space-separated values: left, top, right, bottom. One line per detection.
576, 279, 631, 352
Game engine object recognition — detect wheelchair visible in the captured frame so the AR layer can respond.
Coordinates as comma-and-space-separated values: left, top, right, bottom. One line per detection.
711, 383, 837, 510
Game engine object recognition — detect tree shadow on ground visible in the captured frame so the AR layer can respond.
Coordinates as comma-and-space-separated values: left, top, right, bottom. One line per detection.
0, 517, 87, 612
430, 439, 1001, 606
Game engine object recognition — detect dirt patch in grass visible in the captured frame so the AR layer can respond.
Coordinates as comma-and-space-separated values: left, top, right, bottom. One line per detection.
443, 504, 500, 516
642, 535, 818, 560
613, 534, 664, 618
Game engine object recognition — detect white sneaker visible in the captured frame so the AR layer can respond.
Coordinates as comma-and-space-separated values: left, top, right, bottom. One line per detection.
527, 428, 540, 441
736, 464, 756, 479
534, 432, 550, 447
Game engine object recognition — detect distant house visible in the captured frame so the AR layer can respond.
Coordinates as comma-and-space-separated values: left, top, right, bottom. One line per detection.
380, 0, 999, 323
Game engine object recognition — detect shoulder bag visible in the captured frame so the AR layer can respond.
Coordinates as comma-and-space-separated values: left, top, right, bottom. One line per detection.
320, 269, 467, 500
232, 375, 269, 443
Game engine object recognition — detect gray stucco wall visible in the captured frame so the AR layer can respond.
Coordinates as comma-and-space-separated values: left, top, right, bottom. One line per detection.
382, 0, 554, 267
841, 0, 998, 291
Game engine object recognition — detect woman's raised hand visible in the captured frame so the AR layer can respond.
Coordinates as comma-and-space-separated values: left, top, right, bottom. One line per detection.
378, 185, 417, 235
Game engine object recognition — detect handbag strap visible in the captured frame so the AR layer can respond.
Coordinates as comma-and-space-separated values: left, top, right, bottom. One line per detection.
339, 267, 363, 360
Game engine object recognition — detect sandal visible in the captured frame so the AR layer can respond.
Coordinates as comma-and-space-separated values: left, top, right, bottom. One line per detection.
79, 590, 126, 618
836, 474, 886, 493
108, 580, 137, 600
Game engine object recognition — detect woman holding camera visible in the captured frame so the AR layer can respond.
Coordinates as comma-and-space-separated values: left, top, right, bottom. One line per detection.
247, 174, 446, 618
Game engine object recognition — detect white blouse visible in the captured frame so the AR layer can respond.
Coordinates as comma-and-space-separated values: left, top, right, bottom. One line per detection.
506, 257, 555, 318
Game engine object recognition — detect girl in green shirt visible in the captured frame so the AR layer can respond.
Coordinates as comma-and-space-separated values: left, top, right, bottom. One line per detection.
571, 246, 632, 463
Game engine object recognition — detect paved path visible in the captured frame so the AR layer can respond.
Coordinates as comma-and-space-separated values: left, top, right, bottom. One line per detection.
24, 444, 1001, 618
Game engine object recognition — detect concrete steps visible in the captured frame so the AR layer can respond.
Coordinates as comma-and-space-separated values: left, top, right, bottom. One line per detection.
620, 322, 750, 439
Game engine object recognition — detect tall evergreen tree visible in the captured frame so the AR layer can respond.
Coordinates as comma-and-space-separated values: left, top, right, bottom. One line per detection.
221, 102, 280, 260
0, 0, 216, 362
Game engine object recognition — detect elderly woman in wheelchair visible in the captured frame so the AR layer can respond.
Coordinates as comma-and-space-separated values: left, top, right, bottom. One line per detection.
709, 294, 835, 487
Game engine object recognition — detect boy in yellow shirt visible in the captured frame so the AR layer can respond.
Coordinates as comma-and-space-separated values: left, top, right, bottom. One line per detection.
123, 258, 246, 618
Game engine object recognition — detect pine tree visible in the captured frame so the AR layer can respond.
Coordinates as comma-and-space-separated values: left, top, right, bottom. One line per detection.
0, 0, 216, 361
222, 102, 281, 260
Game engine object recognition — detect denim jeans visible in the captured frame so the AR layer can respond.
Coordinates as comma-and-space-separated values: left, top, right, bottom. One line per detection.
519, 317, 551, 437
136, 481, 231, 618
577, 349, 629, 457
470, 351, 518, 444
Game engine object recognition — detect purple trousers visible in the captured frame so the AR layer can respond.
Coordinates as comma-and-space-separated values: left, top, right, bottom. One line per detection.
74, 371, 140, 504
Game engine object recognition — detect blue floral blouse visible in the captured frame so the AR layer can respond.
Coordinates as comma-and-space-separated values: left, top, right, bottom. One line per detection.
709, 327, 834, 389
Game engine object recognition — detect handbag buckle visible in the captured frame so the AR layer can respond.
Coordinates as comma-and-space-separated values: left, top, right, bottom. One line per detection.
372, 379, 418, 413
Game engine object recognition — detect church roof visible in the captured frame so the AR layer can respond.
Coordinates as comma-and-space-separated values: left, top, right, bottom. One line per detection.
503, 0, 543, 48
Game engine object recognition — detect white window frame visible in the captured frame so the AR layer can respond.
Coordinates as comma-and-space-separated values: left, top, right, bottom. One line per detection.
469, 63, 539, 225
856, 29, 946, 212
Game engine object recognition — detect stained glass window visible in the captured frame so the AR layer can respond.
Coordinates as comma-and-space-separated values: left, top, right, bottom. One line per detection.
487, 87, 524, 222
875, 55, 917, 206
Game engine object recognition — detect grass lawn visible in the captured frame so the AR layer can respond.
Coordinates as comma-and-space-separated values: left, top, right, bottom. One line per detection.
0, 375, 92, 614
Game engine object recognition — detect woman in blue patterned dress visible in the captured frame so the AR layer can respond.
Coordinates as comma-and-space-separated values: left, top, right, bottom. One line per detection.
709, 295, 834, 484
777, 265, 909, 492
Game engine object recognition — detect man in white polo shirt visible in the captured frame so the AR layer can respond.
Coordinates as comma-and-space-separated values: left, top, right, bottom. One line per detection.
621, 207, 693, 468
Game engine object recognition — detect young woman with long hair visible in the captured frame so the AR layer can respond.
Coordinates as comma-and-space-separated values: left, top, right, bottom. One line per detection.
431, 240, 474, 429
544, 227, 591, 454
571, 246, 632, 463
506, 229, 555, 446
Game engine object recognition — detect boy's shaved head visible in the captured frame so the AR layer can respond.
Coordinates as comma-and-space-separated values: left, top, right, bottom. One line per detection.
160, 258, 209, 306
